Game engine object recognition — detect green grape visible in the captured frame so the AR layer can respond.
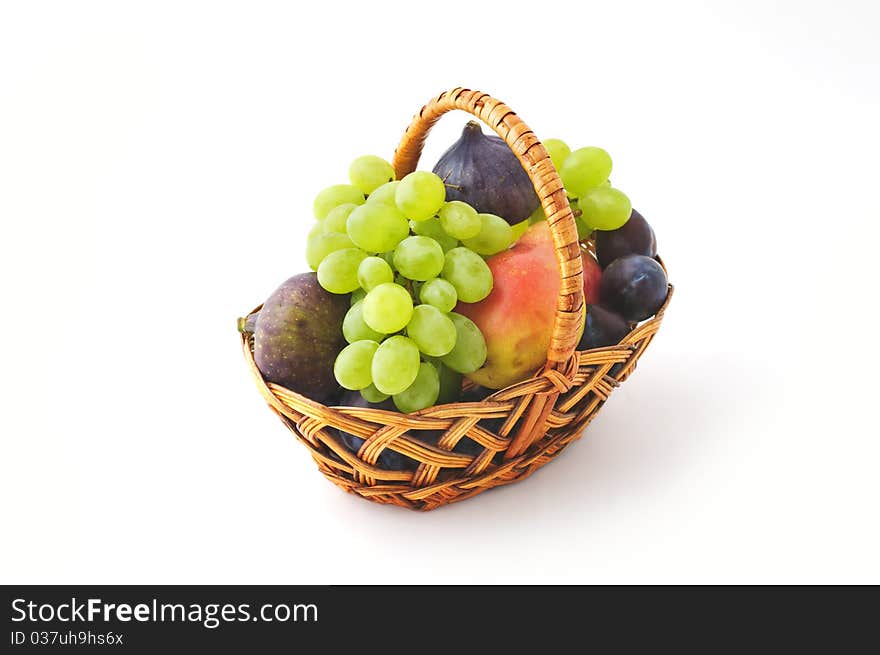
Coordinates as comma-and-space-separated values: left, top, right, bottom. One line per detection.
343, 301, 384, 343
313, 184, 365, 219
306, 232, 354, 271
579, 187, 632, 231
395, 171, 446, 221
378, 249, 393, 265
441, 247, 493, 303
334, 340, 379, 390
570, 199, 592, 240
346, 203, 409, 253
317, 247, 368, 294
372, 335, 420, 395
510, 218, 529, 242
393, 235, 445, 281
350, 288, 366, 306
392, 362, 440, 413
349, 155, 395, 194
360, 384, 389, 403
438, 201, 481, 239
419, 278, 457, 313
322, 203, 358, 233
435, 362, 463, 404
529, 205, 547, 224
575, 215, 593, 241
308, 222, 323, 239
543, 138, 571, 171
362, 282, 414, 334
560, 147, 613, 197
461, 213, 513, 255
411, 217, 458, 252
441, 312, 488, 374
366, 180, 400, 206
406, 304, 457, 357
357, 256, 394, 291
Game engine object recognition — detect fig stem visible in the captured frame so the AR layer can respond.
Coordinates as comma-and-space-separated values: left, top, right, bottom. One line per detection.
237, 317, 250, 334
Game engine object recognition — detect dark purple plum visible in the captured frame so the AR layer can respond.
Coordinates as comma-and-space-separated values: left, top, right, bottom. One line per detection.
457, 385, 502, 457
433, 121, 540, 225
577, 305, 631, 350
600, 255, 668, 322
417, 429, 484, 458
335, 390, 417, 471
595, 208, 657, 269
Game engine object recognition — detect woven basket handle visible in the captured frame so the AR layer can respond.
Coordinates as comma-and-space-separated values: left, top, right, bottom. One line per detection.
393, 88, 585, 375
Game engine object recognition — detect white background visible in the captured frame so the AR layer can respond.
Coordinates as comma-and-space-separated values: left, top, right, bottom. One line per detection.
2, 0, 878, 584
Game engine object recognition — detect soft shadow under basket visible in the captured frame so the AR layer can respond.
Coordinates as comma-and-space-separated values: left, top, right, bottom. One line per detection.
241, 88, 672, 511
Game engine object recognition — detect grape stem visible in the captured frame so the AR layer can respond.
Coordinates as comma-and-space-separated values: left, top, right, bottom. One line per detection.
439, 171, 462, 191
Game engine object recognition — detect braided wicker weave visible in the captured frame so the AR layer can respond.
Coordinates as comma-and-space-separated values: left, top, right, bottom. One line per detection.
241, 88, 672, 511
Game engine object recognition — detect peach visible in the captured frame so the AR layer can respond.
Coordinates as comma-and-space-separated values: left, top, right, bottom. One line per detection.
457, 222, 597, 389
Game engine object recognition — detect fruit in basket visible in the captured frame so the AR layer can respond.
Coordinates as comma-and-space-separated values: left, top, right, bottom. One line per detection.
510, 218, 530, 242
419, 278, 457, 313
578, 186, 632, 231
461, 213, 514, 256
335, 390, 417, 471
395, 171, 447, 221
440, 247, 493, 303
435, 362, 463, 404
305, 231, 354, 271
560, 147, 612, 197
438, 201, 481, 240
456, 222, 584, 389
346, 203, 409, 253
595, 208, 657, 269
317, 247, 369, 294
342, 301, 383, 343
406, 305, 457, 357
439, 313, 487, 375
313, 184, 365, 219
349, 155, 395, 194
600, 254, 668, 322
578, 304, 631, 350
310, 155, 502, 414
410, 217, 458, 252
322, 203, 359, 234
581, 248, 602, 305
393, 235, 445, 281
371, 335, 421, 395
253, 273, 348, 403
334, 340, 380, 391
393, 362, 440, 413
543, 138, 571, 171
362, 282, 413, 334
433, 121, 540, 225
365, 180, 399, 206
357, 256, 393, 291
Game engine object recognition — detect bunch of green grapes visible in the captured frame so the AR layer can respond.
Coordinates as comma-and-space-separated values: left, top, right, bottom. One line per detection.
529, 139, 632, 237
306, 156, 521, 413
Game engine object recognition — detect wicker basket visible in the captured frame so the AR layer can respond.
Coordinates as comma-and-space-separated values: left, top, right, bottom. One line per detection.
241, 88, 672, 511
